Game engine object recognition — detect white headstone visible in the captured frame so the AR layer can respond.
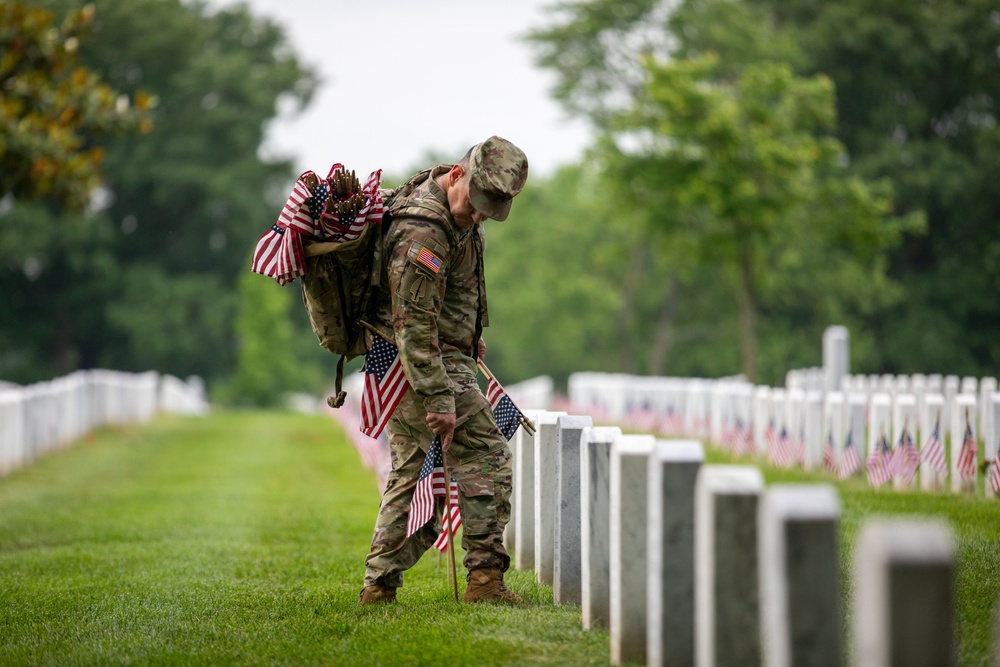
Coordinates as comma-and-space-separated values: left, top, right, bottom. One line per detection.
610, 434, 655, 665
760, 485, 842, 667
534, 411, 567, 584
553, 414, 593, 605
581, 426, 620, 629
695, 465, 765, 667
647, 440, 704, 667
854, 519, 955, 667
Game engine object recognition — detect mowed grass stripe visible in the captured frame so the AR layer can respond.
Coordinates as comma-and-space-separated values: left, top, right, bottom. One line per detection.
0, 412, 608, 666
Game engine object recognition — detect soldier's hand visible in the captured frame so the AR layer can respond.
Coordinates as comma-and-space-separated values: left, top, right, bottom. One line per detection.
426, 412, 456, 451
477, 338, 487, 362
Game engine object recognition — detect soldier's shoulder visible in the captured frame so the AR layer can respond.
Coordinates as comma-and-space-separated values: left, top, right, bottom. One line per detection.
388, 215, 451, 251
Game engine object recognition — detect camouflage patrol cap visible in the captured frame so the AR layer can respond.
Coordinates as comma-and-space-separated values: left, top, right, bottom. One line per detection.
468, 136, 528, 221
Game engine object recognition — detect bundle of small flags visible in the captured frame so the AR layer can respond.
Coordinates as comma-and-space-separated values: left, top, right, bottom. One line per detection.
251, 164, 383, 285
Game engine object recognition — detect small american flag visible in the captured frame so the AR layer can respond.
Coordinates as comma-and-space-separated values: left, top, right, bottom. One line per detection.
659, 406, 683, 436
406, 436, 446, 538
433, 479, 462, 551
893, 426, 921, 485
989, 456, 1000, 495
840, 429, 861, 479
734, 420, 754, 457
867, 432, 894, 488
921, 417, 947, 475
763, 419, 778, 458
771, 424, 793, 465
361, 335, 409, 439
624, 402, 659, 433
822, 429, 838, 475
486, 376, 524, 441
956, 420, 978, 480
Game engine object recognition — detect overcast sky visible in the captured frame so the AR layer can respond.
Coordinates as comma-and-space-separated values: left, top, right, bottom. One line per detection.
206, 0, 592, 179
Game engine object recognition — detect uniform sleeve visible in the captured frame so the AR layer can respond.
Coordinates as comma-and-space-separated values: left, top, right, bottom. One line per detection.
386, 218, 455, 414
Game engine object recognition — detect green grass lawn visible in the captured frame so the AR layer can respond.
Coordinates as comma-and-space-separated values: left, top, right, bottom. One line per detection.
0, 412, 607, 666
0, 411, 998, 666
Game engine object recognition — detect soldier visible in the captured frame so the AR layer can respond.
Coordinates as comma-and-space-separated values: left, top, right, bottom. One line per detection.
360, 136, 529, 606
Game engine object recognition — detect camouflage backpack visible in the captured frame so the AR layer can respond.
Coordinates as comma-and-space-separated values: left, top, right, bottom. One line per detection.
299, 168, 434, 406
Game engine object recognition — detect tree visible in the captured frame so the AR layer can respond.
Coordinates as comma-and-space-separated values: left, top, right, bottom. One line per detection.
528, 0, 917, 382
0, 0, 319, 391
741, 0, 1000, 375
0, 1, 152, 209
605, 54, 914, 380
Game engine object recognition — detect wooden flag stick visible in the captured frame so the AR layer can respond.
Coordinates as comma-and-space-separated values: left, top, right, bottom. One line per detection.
441, 453, 461, 602
477, 360, 536, 437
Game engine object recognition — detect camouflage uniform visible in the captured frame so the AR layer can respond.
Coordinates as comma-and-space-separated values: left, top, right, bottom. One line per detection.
363, 138, 527, 590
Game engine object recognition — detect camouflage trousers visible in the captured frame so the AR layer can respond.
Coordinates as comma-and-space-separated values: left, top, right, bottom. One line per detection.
363, 400, 513, 589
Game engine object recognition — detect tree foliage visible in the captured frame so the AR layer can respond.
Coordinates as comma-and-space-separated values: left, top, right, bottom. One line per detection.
0, 1, 153, 209
525, 0, 914, 383
0, 0, 320, 394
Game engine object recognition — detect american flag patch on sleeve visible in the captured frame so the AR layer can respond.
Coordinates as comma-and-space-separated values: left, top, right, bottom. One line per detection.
415, 247, 443, 274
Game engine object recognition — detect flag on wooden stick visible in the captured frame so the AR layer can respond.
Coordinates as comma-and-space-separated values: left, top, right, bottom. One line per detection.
406, 436, 446, 538
434, 480, 462, 552
840, 428, 861, 479
956, 416, 978, 480
921, 415, 947, 475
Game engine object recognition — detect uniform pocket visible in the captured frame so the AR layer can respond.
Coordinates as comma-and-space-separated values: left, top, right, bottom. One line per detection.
456, 475, 496, 536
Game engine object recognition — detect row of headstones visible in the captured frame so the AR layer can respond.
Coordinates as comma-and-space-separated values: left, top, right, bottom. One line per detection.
0, 370, 208, 477
567, 372, 1000, 496
506, 411, 962, 667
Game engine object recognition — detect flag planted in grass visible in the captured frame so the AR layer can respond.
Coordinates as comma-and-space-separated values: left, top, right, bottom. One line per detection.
840, 428, 861, 479
822, 429, 838, 476
406, 436, 446, 538
893, 425, 920, 485
434, 480, 462, 551
921, 416, 947, 475
957, 420, 978, 480
867, 431, 895, 488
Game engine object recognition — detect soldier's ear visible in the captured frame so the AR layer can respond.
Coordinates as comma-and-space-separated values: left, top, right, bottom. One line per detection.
448, 164, 465, 185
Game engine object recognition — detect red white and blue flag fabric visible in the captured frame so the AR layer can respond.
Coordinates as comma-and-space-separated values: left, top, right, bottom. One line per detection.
361, 335, 409, 439
893, 426, 921, 485
771, 426, 796, 467
433, 479, 462, 551
763, 419, 778, 458
734, 420, 754, 457
822, 429, 838, 475
956, 420, 978, 480
250, 165, 383, 285
989, 456, 1000, 495
840, 428, 861, 479
406, 436, 447, 538
921, 417, 947, 475
487, 376, 524, 441
867, 432, 895, 488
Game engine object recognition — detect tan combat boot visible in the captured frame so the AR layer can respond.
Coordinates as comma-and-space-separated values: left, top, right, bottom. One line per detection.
463, 567, 529, 606
359, 583, 397, 605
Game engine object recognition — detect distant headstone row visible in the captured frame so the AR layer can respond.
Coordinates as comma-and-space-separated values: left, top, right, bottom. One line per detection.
0, 370, 208, 477
567, 369, 1000, 497
508, 410, 962, 667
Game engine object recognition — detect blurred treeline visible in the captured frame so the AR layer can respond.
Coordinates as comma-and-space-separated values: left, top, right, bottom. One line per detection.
2, 0, 998, 404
